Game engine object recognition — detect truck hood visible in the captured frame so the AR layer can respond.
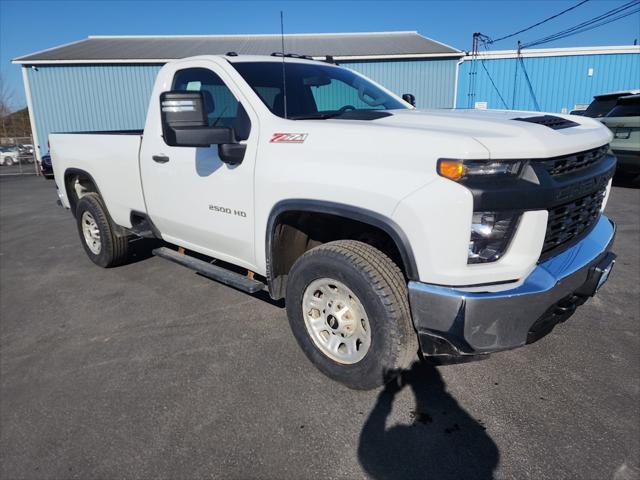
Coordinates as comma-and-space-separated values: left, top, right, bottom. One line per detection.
364, 109, 613, 159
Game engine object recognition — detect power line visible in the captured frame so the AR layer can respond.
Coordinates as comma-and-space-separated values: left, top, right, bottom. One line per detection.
523, 1, 639, 47
511, 57, 519, 110
518, 56, 541, 111
480, 60, 509, 108
522, 0, 640, 48
487, 0, 590, 44
524, 6, 640, 47
473, 0, 638, 111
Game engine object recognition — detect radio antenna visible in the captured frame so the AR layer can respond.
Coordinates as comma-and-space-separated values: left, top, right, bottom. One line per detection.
280, 10, 288, 119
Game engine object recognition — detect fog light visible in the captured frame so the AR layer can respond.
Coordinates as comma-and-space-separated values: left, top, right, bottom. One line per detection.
468, 211, 520, 264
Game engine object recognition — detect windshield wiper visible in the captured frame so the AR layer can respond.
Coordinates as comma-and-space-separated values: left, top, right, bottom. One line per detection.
289, 110, 394, 121
289, 111, 347, 120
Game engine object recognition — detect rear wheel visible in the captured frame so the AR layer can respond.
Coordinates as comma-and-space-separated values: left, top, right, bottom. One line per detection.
286, 240, 418, 390
75, 193, 129, 267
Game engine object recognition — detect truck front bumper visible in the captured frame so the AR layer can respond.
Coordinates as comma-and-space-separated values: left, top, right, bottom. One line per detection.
408, 215, 616, 357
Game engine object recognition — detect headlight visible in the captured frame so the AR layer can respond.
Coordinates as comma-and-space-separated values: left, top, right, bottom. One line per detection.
438, 159, 523, 181
468, 211, 520, 264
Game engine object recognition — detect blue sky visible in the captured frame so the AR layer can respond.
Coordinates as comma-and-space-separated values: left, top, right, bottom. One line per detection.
1, 0, 639, 110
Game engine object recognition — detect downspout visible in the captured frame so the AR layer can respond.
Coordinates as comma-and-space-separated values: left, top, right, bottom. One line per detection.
21, 66, 41, 174
452, 57, 465, 109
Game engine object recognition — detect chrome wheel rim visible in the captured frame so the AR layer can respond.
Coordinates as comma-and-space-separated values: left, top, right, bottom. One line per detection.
81, 211, 101, 255
302, 278, 371, 364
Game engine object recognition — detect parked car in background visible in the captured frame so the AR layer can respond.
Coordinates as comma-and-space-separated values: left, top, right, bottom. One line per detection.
18, 144, 35, 162
569, 103, 589, 116
582, 90, 640, 118
18, 144, 34, 155
0, 146, 19, 166
600, 94, 640, 180
40, 154, 54, 179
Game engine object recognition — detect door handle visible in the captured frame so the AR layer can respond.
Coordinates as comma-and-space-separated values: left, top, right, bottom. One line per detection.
152, 154, 170, 163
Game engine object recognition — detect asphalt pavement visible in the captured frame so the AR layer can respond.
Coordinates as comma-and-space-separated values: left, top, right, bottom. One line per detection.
0, 158, 38, 176
1, 175, 638, 480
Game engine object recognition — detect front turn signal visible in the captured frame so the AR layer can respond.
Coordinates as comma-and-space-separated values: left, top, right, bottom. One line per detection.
437, 159, 465, 181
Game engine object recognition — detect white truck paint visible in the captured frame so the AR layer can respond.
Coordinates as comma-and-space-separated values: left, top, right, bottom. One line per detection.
50, 55, 617, 388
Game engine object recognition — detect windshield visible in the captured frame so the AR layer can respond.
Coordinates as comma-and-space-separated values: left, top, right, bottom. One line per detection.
232, 61, 407, 119
606, 97, 640, 118
584, 97, 620, 118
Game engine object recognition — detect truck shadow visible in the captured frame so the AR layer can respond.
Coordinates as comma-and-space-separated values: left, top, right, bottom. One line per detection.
358, 360, 499, 480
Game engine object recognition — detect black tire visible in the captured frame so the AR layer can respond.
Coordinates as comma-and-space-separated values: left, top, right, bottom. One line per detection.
75, 193, 129, 268
285, 240, 418, 390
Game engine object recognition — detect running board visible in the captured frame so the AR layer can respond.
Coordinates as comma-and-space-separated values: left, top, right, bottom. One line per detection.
152, 247, 265, 294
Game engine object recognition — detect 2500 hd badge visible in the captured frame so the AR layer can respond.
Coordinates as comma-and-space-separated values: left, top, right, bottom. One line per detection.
209, 205, 247, 218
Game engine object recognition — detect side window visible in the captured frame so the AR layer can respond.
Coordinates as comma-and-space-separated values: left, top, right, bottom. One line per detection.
172, 68, 239, 128
607, 103, 640, 118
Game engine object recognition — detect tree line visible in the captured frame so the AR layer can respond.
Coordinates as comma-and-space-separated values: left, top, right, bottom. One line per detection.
1, 76, 31, 141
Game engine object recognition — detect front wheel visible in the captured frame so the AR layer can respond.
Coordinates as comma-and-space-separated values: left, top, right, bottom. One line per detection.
75, 193, 129, 267
285, 240, 418, 390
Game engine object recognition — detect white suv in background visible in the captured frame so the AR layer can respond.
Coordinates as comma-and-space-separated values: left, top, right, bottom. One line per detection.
0, 146, 19, 166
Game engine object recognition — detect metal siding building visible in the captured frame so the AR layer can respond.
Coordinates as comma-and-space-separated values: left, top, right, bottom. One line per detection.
340, 59, 458, 109
13, 35, 640, 163
456, 46, 640, 112
13, 32, 463, 161
26, 65, 162, 151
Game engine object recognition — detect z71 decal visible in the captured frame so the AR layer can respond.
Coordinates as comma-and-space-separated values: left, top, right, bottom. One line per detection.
270, 133, 308, 143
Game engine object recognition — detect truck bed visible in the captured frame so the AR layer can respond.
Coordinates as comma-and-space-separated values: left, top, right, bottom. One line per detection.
50, 132, 146, 228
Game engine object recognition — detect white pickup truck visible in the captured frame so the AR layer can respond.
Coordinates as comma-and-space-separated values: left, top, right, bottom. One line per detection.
51, 54, 617, 389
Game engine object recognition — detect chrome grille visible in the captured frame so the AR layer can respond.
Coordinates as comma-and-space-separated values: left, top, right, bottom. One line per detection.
539, 145, 609, 177
542, 187, 607, 254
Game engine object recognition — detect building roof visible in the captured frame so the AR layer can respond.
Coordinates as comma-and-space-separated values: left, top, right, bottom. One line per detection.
12, 31, 463, 64
463, 44, 640, 60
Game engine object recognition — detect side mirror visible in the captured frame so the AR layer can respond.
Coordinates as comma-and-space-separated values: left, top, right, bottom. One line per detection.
402, 93, 416, 107
160, 91, 246, 165
161, 91, 234, 147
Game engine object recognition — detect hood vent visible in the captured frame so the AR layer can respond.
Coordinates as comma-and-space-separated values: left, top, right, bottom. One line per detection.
513, 115, 579, 130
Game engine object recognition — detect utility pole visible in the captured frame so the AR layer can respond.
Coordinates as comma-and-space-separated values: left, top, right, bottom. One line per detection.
467, 32, 480, 109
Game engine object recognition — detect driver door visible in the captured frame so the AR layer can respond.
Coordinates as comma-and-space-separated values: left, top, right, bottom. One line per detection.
140, 61, 258, 269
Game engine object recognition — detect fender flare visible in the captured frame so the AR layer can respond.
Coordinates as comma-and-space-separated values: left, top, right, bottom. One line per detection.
63, 168, 104, 216
62, 168, 127, 237
265, 199, 419, 286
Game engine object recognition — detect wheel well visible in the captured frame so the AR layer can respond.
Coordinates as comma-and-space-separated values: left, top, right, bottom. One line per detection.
268, 210, 411, 299
64, 170, 99, 216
